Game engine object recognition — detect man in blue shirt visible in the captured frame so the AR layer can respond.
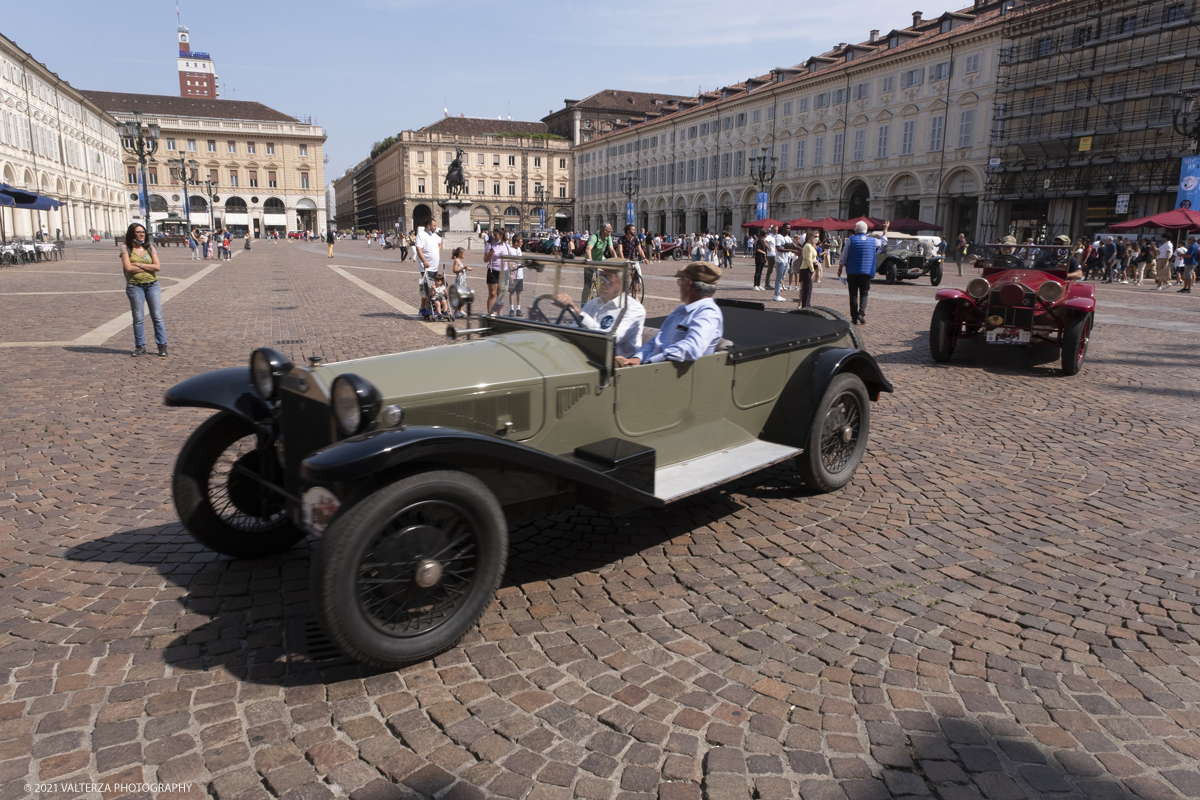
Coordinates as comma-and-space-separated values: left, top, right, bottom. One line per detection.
1181, 236, 1198, 294
837, 220, 889, 325
616, 262, 724, 366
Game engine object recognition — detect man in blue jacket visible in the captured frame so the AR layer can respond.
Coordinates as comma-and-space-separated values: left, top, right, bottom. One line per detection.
836, 220, 889, 325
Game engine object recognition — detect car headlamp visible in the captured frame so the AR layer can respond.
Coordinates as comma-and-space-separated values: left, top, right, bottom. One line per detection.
449, 284, 474, 310
331, 373, 381, 437
250, 347, 293, 400
966, 278, 990, 300
1036, 280, 1064, 304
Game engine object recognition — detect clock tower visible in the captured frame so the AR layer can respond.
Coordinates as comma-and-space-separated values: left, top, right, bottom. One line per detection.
176, 24, 219, 98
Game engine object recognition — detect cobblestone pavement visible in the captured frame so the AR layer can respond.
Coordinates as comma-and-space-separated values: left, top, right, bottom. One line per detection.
1, 240, 1198, 800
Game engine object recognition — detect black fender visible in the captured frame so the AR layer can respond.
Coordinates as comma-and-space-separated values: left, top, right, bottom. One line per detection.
163, 367, 272, 424
300, 426, 664, 507
760, 347, 894, 449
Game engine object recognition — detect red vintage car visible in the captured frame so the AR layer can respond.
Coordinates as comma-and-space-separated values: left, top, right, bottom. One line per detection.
928, 244, 1095, 375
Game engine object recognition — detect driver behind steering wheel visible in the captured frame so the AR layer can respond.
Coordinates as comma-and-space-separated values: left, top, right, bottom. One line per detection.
554, 267, 646, 358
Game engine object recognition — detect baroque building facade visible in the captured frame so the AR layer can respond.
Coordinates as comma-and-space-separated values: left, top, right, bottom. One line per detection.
366, 117, 574, 234
84, 91, 327, 236
0, 32, 126, 240
575, 3, 1011, 240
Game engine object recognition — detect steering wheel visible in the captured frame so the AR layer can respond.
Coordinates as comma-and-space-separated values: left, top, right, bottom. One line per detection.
531, 294, 582, 326
993, 254, 1026, 271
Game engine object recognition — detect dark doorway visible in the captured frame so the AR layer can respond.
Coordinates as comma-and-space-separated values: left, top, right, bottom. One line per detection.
951, 198, 977, 241
1008, 200, 1047, 242
846, 181, 870, 219
413, 204, 433, 228
894, 198, 921, 219
698, 210, 709, 233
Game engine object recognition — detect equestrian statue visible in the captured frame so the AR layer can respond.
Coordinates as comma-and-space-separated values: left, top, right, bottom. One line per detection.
444, 148, 466, 199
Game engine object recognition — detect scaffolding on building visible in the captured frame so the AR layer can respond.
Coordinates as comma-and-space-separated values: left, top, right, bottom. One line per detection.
981, 0, 1200, 243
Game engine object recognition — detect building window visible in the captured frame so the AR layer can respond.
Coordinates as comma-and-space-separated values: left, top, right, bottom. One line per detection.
417, 151, 425, 163
229, 170, 238, 187
534, 182, 543, 195
721, 153, 731, 178
798, 98, 809, 112
902, 68, 924, 88
779, 143, 789, 170
931, 62, 950, 82
901, 120, 916, 155
445, 151, 453, 164
876, 125, 889, 158
930, 115, 945, 151
477, 153, 485, 165
852, 130, 865, 161
795, 140, 806, 168
209, 168, 218, 184
508, 181, 516, 195
166, 137, 176, 150
207, 139, 216, 152
1119, 15, 1136, 33
958, 109, 975, 147
722, 116, 733, 130
815, 93, 830, 109
249, 170, 258, 188
813, 136, 825, 166
766, 106, 775, 120
477, 180, 485, 194
734, 150, 745, 176
833, 88, 847, 105
266, 143, 275, 155
1037, 37, 1054, 56
187, 139, 196, 152
418, 179, 425, 193
247, 141, 256, 154
965, 54, 981, 74
882, 77, 895, 94
751, 110, 760, 124
854, 82, 870, 100
493, 154, 500, 166
833, 133, 845, 164
300, 172, 310, 189
783, 100, 792, 117
127, 169, 138, 184
148, 167, 159, 185
299, 144, 308, 157
941, 19, 952, 33
493, 182, 500, 195
889, 36, 899, 48
508, 155, 516, 166
268, 171, 277, 188
736, 112, 746, 127
227, 140, 236, 154
688, 125, 697, 139
559, 185, 566, 198
533, 156, 542, 168
687, 160, 696, 182
558, 158, 566, 169
1165, 5, 1186, 23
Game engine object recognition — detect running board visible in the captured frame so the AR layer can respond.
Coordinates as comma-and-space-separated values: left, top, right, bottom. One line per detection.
654, 439, 802, 503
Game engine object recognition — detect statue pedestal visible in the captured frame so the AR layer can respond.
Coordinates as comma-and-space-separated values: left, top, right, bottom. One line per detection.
443, 199, 473, 233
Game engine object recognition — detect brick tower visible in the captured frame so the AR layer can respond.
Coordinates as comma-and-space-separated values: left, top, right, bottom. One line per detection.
176, 24, 218, 98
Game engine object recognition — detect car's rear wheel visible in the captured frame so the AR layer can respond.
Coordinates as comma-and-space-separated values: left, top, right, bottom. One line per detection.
929, 261, 943, 286
797, 373, 870, 493
929, 299, 958, 363
1061, 311, 1092, 376
172, 412, 305, 558
671, 247, 684, 261
310, 470, 507, 669
794, 305, 865, 351
883, 261, 897, 284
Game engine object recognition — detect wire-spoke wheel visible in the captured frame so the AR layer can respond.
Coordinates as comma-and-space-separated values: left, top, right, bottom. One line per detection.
312, 470, 507, 669
797, 373, 870, 493
1061, 311, 1092, 376
173, 412, 305, 558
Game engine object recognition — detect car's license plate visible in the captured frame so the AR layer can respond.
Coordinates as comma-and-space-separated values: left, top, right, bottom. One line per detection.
986, 328, 1030, 344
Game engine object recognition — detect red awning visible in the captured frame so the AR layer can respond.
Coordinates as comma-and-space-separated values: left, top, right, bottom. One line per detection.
786, 217, 819, 229
741, 218, 784, 229
1108, 208, 1200, 232
813, 217, 852, 231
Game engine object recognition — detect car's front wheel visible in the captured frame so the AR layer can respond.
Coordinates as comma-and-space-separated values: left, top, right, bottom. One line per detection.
883, 261, 897, 284
929, 299, 958, 363
310, 470, 507, 669
172, 412, 305, 558
671, 247, 684, 261
798, 373, 870, 493
1061, 311, 1092, 376
929, 261, 943, 286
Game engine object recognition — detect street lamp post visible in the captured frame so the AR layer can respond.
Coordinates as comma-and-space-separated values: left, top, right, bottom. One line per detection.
1171, 91, 1199, 154
748, 147, 777, 221
119, 111, 160, 228
168, 157, 199, 230
619, 173, 638, 229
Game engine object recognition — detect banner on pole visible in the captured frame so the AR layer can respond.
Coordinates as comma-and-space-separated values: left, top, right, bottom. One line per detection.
626, 202, 635, 226
1176, 156, 1200, 210
538, 207, 546, 228
756, 192, 768, 220
138, 169, 148, 220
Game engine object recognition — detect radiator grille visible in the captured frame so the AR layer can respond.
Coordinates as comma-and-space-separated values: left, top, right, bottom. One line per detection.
556, 385, 589, 418
405, 390, 532, 435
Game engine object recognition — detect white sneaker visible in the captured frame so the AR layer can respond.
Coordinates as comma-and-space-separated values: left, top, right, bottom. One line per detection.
773, 295, 783, 302
752, 286, 762, 291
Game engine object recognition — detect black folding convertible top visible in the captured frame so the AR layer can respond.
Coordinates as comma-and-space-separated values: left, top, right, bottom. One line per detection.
646, 299, 849, 362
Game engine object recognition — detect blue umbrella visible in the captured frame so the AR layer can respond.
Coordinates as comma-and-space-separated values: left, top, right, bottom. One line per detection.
0, 183, 61, 210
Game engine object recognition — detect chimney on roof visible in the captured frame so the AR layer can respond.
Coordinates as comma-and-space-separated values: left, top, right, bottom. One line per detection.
869, 29, 879, 42
912, 11, 922, 25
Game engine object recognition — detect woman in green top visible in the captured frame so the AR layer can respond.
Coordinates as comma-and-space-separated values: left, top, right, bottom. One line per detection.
120, 222, 168, 357
794, 230, 820, 308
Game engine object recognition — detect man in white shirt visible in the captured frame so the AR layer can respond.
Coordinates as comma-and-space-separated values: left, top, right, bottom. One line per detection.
554, 267, 646, 358
762, 225, 779, 291
1156, 237, 1175, 289
415, 218, 442, 319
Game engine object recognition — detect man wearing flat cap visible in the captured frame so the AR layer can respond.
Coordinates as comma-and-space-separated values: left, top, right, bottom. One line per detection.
1045, 233, 1083, 280
616, 262, 724, 367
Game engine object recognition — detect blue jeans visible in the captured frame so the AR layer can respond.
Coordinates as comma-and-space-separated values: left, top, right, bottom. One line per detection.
126, 282, 166, 347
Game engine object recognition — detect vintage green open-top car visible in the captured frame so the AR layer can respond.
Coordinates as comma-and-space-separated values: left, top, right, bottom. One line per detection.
165, 257, 893, 669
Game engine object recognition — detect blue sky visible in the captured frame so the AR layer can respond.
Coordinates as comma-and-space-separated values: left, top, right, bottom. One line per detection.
10, 0, 927, 178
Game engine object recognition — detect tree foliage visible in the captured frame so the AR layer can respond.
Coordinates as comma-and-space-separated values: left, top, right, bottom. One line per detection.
370, 136, 398, 159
